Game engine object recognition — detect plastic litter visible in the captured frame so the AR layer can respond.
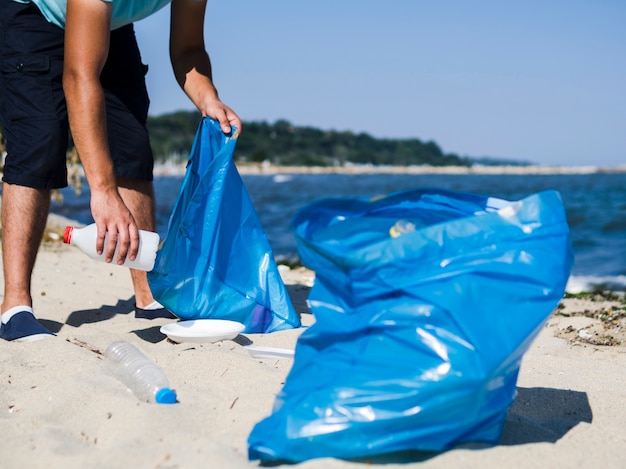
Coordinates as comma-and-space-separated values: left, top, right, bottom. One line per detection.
64, 223, 159, 271
105, 341, 177, 404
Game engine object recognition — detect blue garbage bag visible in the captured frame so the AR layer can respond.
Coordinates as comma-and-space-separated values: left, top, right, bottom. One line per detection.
147, 117, 300, 333
248, 188, 573, 462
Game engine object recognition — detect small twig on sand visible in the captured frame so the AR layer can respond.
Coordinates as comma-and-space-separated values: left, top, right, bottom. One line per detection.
66, 337, 105, 357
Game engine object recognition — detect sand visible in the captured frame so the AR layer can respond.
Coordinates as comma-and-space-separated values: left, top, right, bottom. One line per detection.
1, 215, 625, 469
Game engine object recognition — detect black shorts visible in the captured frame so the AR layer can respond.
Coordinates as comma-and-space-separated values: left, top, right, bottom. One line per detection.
0, 0, 154, 189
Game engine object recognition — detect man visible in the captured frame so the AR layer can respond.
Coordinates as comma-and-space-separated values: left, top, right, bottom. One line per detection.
0, 0, 241, 341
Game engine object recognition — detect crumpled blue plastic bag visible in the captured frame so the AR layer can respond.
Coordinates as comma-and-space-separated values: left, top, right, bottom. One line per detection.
147, 117, 300, 333
248, 188, 573, 462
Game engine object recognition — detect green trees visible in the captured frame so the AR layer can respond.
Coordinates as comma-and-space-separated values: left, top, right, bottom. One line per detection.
146, 111, 471, 167
145, 111, 204, 163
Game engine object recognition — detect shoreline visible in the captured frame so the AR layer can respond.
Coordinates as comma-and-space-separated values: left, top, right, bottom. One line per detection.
153, 161, 626, 177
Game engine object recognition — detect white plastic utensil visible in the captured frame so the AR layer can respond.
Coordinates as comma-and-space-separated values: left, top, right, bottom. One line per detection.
244, 345, 295, 360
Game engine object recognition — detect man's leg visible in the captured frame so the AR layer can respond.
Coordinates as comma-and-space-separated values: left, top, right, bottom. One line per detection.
0, 183, 55, 340
117, 177, 175, 318
1, 184, 50, 310
117, 176, 157, 309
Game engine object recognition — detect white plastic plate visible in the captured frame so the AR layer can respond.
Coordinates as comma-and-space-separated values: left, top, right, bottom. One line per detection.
244, 345, 295, 360
160, 319, 245, 343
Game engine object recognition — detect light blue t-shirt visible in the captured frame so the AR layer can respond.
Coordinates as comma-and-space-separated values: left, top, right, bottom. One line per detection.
13, 0, 172, 30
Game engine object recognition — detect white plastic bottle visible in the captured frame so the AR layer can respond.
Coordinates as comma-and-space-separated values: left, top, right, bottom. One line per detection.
104, 341, 177, 404
63, 223, 159, 271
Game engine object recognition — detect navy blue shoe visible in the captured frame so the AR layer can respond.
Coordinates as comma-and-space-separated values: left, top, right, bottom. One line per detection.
0, 308, 55, 342
135, 302, 177, 320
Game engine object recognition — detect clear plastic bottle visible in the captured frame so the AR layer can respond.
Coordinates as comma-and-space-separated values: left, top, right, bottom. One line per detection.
104, 341, 177, 404
63, 223, 160, 271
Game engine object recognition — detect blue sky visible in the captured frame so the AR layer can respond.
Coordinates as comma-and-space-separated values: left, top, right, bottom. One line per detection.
134, 0, 625, 167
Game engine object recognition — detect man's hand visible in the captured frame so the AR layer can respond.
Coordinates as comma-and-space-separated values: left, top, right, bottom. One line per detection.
198, 99, 241, 136
90, 189, 140, 265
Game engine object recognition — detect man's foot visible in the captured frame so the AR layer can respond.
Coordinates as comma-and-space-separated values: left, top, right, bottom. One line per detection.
0, 306, 55, 342
134, 301, 177, 320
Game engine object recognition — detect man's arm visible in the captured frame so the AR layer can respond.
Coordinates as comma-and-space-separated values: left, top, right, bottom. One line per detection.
170, 0, 242, 135
63, 0, 140, 264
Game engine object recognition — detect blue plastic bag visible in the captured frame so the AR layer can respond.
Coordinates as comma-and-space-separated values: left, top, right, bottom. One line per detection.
248, 188, 573, 462
147, 118, 300, 333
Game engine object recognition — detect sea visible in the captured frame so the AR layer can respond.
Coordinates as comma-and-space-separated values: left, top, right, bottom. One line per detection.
52, 171, 626, 293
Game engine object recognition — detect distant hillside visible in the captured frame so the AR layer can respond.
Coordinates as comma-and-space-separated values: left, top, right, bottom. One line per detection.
146, 111, 474, 167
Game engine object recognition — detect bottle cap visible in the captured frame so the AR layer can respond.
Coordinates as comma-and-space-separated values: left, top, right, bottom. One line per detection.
155, 388, 177, 404
63, 226, 74, 244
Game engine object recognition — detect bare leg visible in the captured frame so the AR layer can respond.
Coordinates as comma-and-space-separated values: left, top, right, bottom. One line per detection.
1, 183, 51, 314
116, 176, 158, 309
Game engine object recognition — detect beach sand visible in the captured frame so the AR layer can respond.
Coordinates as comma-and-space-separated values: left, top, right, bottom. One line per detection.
1, 215, 625, 469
